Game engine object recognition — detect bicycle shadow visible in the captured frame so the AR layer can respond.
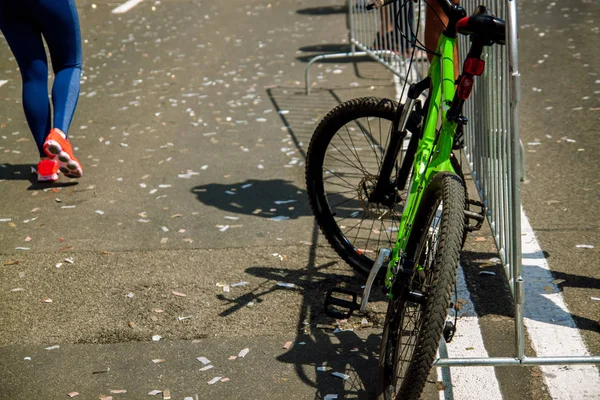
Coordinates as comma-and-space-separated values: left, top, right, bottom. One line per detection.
216, 221, 387, 399
191, 179, 312, 220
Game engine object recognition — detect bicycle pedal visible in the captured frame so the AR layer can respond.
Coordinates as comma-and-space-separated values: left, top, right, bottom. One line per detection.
443, 321, 456, 343
464, 198, 486, 232
324, 288, 360, 320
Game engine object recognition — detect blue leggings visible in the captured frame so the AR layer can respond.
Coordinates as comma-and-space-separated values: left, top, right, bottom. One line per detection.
0, 0, 82, 157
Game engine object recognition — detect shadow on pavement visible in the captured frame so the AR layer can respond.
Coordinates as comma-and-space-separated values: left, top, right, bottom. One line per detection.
462, 250, 600, 334
296, 5, 348, 15
258, 85, 385, 397
222, 222, 383, 399
0, 163, 79, 189
192, 179, 311, 220
299, 44, 352, 53
0, 163, 36, 181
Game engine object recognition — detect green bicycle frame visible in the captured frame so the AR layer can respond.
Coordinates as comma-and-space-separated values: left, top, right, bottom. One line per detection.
384, 34, 460, 294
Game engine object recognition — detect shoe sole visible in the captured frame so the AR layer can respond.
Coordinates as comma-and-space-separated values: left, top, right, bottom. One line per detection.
44, 140, 83, 178
38, 173, 59, 182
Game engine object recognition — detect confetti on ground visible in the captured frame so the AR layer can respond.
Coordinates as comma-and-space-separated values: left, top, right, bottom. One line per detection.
283, 341, 292, 349
126, 292, 134, 298
41, 297, 53, 303
271, 216, 290, 221
576, 244, 594, 249
172, 291, 187, 297
230, 281, 248, 287
15, 247, 30, 251
10, 288, 24, 292
238, 348, 250, 358
276, 282, 295, 288
274, 200, 296, 205
45, 345, 60, 350
98, 396, 113, 400
591, 297, 600, 302
331, 372, 350, 380
95, 210, 105, 215
162, 389, 171, 399
148, 390, 162, 396
317, 366, 328, 372
479, 271, 496, 276
196, 356, 211, 365
324, 395, 339, 400
200, 365, 214, 371
177, 316, 192, 321
152, 359, 166, 364
207, 377, 222, 385
228, 355, 237, 360
220, 378, 230, 383
152, 335, 162, 341
64, 257, 74, 264
109, 390, 127, 395
67, 392, 79, 398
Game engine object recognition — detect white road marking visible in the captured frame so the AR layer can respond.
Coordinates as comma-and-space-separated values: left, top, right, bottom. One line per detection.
0, 80, 8, 88
521, 208, 600, 399
112, 0, 145, 14
437, 264, 503, 400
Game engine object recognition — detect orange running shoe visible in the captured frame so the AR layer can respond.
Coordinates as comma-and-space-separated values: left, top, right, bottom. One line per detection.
37, 159, 59, 182
43, 128, 83, 178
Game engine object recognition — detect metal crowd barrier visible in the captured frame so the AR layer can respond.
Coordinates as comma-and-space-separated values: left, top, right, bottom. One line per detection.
439, 0, 600, 368
305, 0, 428, 95
305, 0, 599, 369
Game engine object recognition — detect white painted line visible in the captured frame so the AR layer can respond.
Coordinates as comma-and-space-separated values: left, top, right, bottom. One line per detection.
437, 264, 503, 400
111, 0, 145, 14
521, 208, 600, 399
0, 80, 8, 88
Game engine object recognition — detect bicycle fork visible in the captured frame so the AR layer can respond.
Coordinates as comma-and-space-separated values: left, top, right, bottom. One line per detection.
368, 77, 431, 204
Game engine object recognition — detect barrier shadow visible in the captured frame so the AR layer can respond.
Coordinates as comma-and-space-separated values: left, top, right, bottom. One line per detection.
461, 250, 600, 334
296, 5, 348, 15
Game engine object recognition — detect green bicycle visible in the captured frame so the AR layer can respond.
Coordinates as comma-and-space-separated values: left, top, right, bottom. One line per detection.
305, 0, 505, 398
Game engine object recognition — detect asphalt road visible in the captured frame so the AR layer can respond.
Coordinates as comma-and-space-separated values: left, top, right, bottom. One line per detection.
0, 0, 598, 399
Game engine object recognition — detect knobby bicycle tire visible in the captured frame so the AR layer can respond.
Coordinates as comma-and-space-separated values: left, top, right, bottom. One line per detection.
376, 172, 465, 400
305, 97, 420, 275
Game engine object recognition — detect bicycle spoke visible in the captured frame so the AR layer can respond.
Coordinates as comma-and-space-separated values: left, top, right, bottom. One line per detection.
364, 116, 384, 170
328, 195, 359, 210
324, 149, 367, 172
321, 167, 357, 190
343, 125, 371, 174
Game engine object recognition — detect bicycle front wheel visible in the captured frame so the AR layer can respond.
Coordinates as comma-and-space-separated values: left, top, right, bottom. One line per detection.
377, 172, 465, 400
305, 97, 420, 275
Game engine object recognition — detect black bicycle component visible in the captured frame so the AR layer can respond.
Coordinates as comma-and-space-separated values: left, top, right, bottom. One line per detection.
443, 320, 456, 343
324, 288, 361, 319
453, 121, 465, 150
438, 1, 467, 39
464, 198, 486, 232
406, 289, 427, 304
456, 6, 506, 45
371, 78, 429, 203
